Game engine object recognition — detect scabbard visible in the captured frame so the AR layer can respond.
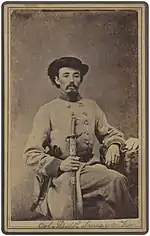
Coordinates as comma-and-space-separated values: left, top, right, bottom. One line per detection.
71, 171, 77, 219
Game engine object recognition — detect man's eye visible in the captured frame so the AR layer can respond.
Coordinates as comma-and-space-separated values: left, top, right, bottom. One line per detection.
63, 74, 69, 78
74, 75, 80, 78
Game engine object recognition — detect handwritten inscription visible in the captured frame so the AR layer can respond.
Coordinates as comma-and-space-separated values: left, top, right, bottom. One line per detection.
38, 220, 136, 229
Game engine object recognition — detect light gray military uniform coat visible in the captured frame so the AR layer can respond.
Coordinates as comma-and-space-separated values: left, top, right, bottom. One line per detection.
24, 97, 132, 219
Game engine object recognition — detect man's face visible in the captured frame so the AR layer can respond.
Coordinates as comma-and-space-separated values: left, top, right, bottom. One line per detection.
55, 67, 82, 94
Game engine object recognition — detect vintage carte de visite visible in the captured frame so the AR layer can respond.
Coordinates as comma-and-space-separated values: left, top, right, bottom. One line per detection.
2, 2, 148, 234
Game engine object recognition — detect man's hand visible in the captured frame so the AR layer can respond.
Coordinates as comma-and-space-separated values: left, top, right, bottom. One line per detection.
105, 144, 120, 167
60, 156, 80, 172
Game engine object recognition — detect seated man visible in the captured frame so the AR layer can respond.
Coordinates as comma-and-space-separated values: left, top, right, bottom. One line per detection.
23, 57, 137, 220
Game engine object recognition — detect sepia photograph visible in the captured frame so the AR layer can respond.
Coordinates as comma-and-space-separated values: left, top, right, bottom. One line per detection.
2, 2, 148, 233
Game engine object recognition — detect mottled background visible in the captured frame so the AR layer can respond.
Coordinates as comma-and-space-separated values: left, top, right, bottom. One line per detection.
10, 10, 138, 220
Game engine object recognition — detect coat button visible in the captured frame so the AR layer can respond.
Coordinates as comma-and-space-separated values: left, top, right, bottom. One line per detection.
84, 131, 89, 135
84, 120, 88, 125
78, 102, 84, 107
83, 112, 88, 116
84, 140, 89, 145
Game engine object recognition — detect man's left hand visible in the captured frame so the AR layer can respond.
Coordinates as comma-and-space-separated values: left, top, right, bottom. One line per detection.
105, 144, 120, 167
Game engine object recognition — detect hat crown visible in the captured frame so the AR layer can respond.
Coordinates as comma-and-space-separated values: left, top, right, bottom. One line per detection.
59, 56, 82, 65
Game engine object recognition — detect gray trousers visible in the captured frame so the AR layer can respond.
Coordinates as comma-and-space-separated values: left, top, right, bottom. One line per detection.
47, 164, 134, 219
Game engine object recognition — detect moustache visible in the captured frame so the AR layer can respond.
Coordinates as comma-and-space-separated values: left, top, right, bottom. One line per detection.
66, 83, 78, 90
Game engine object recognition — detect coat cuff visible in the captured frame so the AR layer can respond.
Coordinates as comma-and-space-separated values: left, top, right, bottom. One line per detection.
104, 138, 126, 150
45, 158, 62, 177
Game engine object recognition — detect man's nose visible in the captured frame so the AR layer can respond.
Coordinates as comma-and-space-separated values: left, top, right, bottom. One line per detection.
69, 75, 74, 83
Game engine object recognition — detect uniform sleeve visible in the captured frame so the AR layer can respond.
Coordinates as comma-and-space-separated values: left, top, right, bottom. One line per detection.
94, 102, 126, 149
23, 105, 62, 177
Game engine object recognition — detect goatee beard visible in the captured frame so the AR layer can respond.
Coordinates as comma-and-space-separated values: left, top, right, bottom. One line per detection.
67, 90, 79, 101
60, 90, 81, 102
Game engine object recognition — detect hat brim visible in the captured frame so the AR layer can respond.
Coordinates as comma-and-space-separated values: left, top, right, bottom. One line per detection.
81, 64, 89, 76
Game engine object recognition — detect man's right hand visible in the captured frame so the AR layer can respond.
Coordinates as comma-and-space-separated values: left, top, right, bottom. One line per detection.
60, 156, 80, 172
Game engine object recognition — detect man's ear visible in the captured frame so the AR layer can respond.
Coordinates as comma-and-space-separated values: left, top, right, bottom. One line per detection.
55, 76, 60, 86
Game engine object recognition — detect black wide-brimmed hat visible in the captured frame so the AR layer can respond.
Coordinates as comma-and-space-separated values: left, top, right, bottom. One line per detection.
48, 57, 89, 78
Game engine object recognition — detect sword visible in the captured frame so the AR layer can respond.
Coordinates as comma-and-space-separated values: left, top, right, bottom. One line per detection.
66, 114, 79, 219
